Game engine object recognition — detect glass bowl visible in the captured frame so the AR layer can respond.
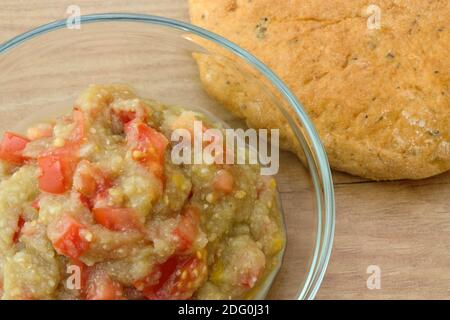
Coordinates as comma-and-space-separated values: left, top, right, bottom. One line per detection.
0, 13, 335, 300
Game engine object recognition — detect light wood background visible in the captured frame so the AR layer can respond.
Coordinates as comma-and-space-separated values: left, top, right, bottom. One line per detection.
1, 0, 449, 299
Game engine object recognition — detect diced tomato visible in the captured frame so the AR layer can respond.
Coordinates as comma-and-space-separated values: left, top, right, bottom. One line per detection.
114, 110, 138, 125
75, 171, 97, 197
76, 181, 111, 211
36, 108, 85, 194
91, 188, 111, 209
86, 270, 124, 300
47, 214, 91, 259
125, 121, 168, 180
112, 104, 147, 124
111, 108, 148, 135
173, 206, 200, 253
31, 198, 40, 211
73, 160, 110, 202
12, 215, 25, 243
38, 150, 78, 194
134, 251, 207, 300
212, 169, 234, 194
93, 207, 142, 232
78, 194, 92, 210
134, 256, 178, 297
38, 155, 64, 193
0, 132, 30, 165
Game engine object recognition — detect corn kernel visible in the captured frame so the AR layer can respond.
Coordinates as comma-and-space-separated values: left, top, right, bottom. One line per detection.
132, 150, 145, 159
172, 172, 185, 189
79, 229, 93, 242
271, 236, 284, 253
269, 179, 277, 189
234, 190, 246, 199
53, 137, 66, 148
210, 261, 224, 284
108, 188, 124, 206
206, 193, 215, 203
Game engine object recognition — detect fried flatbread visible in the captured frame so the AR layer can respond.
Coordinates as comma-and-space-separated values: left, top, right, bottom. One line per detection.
189, 0, 449, 180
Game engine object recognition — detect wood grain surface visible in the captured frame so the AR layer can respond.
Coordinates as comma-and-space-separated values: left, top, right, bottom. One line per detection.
1, 0, 450, 299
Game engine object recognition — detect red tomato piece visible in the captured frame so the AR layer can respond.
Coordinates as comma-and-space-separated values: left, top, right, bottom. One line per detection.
93, 207, 142, 232
37, 155, 65, 194
37, 150, 78, 194
75, 172, 97, 197
134, 251, 207, 300
78, 194, 92, 210
73, 160, 111, 208
112, 104, 147, 124
212, 169, 234, 194
86, 270, 124, 300
36, 108, 86, 194
0, 132, 30, 165
31, 198, 40, 211
12, 215, 25, 243
125, 121, 168, 180
47, 214, 91, 259
173, 206, 200, 253
115, 110, 138, 125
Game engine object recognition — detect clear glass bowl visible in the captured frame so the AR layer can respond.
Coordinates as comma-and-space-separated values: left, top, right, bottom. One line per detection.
0, 14, 335, 300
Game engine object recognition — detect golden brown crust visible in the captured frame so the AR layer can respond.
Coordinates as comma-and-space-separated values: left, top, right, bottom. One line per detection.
189, 0, 450, 180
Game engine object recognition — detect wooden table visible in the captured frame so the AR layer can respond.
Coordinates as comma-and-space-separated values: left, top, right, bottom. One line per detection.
2, 0, 449, 300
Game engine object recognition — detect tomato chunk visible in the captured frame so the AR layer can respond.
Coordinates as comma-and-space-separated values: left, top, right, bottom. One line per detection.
73, 160, 110, 207
125, 121, 168, 180
173, 206, 200, 253
213, 169, 234, 194
117, 110, 137, 124
93, 207, 142, 232
86, 270, 124, 300
36, 108, 86, 194
0, 132, 30, 165
12, 215, 25, 243
38, 150, 78, 194
134, 251, 207, 300
31, 198, 40, 211
38, 146, 79, 194
38, 155, 65, 194
47, 214, 91, 259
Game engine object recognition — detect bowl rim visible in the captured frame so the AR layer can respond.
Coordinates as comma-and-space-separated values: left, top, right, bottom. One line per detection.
0, 13, 335, 300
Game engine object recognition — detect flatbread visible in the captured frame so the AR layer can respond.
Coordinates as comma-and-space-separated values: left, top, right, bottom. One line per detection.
189, 0, 450, 180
